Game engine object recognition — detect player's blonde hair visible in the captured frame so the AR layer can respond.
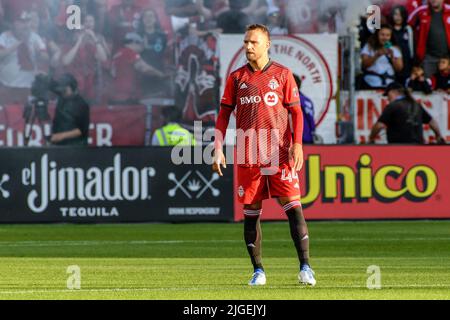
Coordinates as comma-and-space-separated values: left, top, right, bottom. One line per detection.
246, 24, 271, 41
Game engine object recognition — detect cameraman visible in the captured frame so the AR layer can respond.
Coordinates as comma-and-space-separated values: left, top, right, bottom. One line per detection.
368, 82, 445, 144
50, 73, 90, 146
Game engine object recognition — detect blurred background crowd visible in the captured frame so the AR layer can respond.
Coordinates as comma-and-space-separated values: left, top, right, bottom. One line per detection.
0, 0, 448, 145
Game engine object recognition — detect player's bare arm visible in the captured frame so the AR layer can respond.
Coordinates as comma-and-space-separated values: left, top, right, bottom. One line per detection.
213, 101, 233, 177
289, 143, 304, 172
289, 100, 304, 172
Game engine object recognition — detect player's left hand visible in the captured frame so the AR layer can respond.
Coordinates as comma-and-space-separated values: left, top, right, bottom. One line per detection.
212, 149, 226, 177
289, 143, 304, 172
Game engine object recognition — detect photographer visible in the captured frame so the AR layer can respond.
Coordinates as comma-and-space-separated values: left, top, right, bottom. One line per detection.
360, 24, 404, 89
50, 73, 90, 146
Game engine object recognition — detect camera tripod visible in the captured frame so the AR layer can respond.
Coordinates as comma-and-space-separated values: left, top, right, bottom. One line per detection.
23, 98, 51, 146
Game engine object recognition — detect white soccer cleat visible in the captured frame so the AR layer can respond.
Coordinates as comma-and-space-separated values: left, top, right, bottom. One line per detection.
299, 265, 316, 286
248, 269, 266, 286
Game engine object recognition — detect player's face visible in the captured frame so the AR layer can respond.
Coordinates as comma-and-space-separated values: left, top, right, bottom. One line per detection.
244, 30, 270, 63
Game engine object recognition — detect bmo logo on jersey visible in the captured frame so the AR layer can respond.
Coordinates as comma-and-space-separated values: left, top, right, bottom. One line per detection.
264, 92, 279, 107
240, 93, 279, 107
240, 96, 262, 104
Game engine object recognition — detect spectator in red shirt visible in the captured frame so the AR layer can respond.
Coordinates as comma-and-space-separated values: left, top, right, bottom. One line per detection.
0, 12, 49, 88
61, 14, 110, 103
0, 12, 49, 104
89, 0, 111, 38
109, 0, 142, 53
408, 0, 450, 77
109, 32, 165, 103
54, 0, 90, 27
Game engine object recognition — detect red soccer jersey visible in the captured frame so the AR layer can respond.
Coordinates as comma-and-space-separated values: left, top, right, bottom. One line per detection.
221, 61, 301, 168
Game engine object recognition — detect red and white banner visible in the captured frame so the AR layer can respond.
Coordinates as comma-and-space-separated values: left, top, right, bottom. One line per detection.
219, 34, 338, 144
354, 91, 450, 144
234, 146, 450, 221
0, 104, 147, 146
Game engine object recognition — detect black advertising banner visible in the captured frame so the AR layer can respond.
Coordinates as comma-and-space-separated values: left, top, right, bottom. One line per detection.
0, 147, 233, 223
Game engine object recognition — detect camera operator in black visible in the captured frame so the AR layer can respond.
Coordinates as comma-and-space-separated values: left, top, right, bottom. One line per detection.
50, 74, 90, 146
369, 82, 445, 144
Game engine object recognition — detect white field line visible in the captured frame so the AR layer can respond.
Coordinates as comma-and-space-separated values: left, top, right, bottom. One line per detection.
0, 284, 450, 295
0, 238, 449, 247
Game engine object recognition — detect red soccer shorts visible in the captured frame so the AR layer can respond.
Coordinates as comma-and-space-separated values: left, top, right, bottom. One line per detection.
237, 164, 301, 204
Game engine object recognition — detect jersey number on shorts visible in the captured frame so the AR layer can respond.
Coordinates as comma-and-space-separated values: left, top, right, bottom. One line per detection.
281, 169, 299, 183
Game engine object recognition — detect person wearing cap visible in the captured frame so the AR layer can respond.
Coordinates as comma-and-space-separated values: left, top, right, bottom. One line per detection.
368, 81, 445, 144
109, 32, 165, 104
50, 73, 90, 146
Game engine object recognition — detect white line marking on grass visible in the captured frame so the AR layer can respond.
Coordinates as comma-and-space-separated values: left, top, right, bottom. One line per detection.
0, 284, 449, 295
0, 238, 449, 247
0, 287, 198, 295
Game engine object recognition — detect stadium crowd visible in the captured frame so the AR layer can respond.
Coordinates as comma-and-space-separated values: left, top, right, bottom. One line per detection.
0, 0, 450, 147
0, 0, 448, 109
358, 0, 449, 93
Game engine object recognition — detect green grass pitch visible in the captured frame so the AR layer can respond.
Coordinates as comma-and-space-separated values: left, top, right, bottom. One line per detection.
0, 220, 449, 300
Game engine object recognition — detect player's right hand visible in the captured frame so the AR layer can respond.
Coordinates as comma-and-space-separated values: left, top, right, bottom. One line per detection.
212, 149, 226, 177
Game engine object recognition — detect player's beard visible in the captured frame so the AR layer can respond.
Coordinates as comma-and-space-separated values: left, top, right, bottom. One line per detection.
246, 52, 259, 63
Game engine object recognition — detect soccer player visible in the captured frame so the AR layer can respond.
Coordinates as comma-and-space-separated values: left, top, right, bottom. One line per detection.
212, 24, 316, 286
